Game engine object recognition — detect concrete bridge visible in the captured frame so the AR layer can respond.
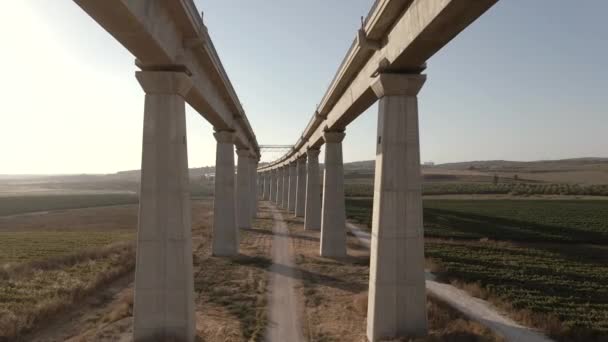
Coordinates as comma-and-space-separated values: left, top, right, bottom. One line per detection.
75, 0, 498, 341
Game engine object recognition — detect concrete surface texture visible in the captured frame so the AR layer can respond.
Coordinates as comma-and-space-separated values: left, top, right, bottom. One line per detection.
263, 172, 270, 200
259, 172, 265, 200
276, 167, 284, 206
236, 150, 251, 229
304, 148, 321, 231
294, 156, 307, 217
287, 162, 297, 212
366, 73, 428, 341
271, 169, 278, 203
320, 131, 347, 257
281, 166, 289, 209
211, 130, 238, 257
250, 159, 258, 218
133, 71, 196, 342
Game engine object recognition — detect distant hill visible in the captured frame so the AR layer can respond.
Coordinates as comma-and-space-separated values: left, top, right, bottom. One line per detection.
2, 157, 607, 186
433, 157, 608, 172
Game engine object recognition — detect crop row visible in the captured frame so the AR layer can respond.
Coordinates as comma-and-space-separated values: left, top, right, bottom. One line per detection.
426, 241, 608, 335
0, 231, 134, 265
343, 182, 608, 198
345, 199, 608, 243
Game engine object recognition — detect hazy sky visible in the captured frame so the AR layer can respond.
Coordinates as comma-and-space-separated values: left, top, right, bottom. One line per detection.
1, 1, 606, 174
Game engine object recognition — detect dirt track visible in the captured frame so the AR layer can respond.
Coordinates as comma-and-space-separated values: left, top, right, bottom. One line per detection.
265, 204, 306, 342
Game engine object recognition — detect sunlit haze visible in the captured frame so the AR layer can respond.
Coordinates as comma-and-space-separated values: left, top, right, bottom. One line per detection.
1, 1, 606, 174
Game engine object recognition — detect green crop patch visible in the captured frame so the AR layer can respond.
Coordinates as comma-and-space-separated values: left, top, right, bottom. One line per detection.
0, 231, 134, 265
424, 200, 608, 243
345, 198, 608, 243
345, 198, 608, 338
426, 241, 608, 336
0, 194, 139, 217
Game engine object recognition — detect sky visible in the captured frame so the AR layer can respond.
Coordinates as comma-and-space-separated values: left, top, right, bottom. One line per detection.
0, 1, 606, 174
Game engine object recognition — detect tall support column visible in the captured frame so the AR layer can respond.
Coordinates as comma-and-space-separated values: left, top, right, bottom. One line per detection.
250, 159, 258, 218
258, 172, 266, 200
212, 130, 238, 256
264, 171, 271, 200
276, 167, 284, 206
236, 149, 251, 230
367, 73, 428, 341
320, 131, 347, 257
133, 71, 195, 341
287, 162, 297, 213
270, 169, 276, 203
304, 148, 321, 230
295, 155, 307, 217
281, 166, 289, 209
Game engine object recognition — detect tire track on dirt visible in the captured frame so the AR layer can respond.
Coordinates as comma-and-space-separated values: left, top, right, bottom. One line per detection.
265, 203, 306, 342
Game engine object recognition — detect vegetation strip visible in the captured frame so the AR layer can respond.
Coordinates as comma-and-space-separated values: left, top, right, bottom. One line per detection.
0, 242, 135, 340
345, 198, 608, 341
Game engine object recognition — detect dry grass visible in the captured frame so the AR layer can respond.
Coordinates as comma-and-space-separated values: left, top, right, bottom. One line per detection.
194, 202, 273, 342
421, 295, 504, 342
20, 200, 215, 341
0, 241, 135, 340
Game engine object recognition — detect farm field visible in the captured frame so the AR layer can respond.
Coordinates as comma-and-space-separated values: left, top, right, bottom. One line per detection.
0, 197, 140, 339
426, 240, 608, 340
344, 181, 608, 197
345, 197, 608, 341
0, 184, 215, 217
0, 231, 134, 265
0, 196, 274, 341
0, 193, 139, 217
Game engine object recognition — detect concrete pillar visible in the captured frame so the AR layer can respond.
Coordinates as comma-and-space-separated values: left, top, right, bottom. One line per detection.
250, 159, 258, 218
270, 170, 276, 203
236, 149, 251, 230
276, 167, 284, 206
320, 131, 347, 258
287, 162, 297, 213
264, 171, 271, 200
281, 166, 289, 209
212, 130, 238, 257
133, 71, 195, 341
258, 172, 266, 199
295, 155, 307, 217
304, 148, 321, 230
259, 171, 264, 199
367, 73, 428, 341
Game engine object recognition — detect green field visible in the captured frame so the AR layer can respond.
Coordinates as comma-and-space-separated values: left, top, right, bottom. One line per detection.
0, 231, 135, 265
0, 188, 218, 217
345, 197, 608, 340
346, 198, 608, 243
343, 181, 608, 198
0, 194, 139, 217
426, 241, 608, 339
424, 199, 608, 243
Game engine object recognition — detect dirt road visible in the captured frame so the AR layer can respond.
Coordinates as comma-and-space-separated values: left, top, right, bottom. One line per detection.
265, 204, 306, 342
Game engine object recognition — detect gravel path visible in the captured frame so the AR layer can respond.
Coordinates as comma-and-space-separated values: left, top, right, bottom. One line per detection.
265, 204, 306, 342
347, 222, 554, 342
